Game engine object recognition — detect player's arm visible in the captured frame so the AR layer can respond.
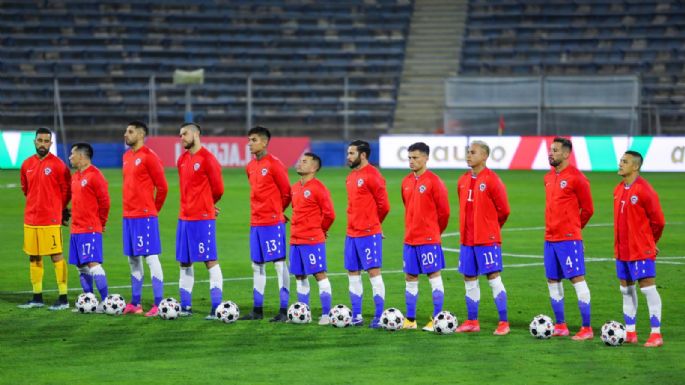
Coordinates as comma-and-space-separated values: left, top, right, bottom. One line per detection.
60, 163, 72, 208
369, 173, 390, 223
206, 156, 225, 204
576, 175, 594, 229
434, 177, 450, 234
95, 173, 111, 229
20, 162, 30, 196
273, 161, 292, 210
643, 186, 666, 243
148, 156, 168, 211
319, 186, 336, 234
490, 175, 510, 227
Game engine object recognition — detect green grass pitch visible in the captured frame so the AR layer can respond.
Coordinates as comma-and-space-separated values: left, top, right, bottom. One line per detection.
0, 167, 683, 385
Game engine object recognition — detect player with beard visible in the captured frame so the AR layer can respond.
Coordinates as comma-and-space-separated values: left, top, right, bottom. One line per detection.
19, 127, 71, 310
175, 122, 225, 319
543, 137, 595, 340
121, 121, 168, 316
344, 140, 389, 328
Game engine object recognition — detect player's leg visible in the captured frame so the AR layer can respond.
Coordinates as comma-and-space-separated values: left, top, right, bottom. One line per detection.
567, 241, 592, 340
544, 241, 568, 335
88, 261, 109, 302
368, 267, 385, 328
479, 244, 508, 335
270, 258, 290, 322
48, 252, 69, 310
144, 254, 164, 317
245, 226, 266, 319
457, 245, 480, 332
125, 256, 145, 314
19, 226, 45, 308
402, 244, 419, 329
636, 261, 662, 347
290, 246, 310, 306
617, 260, 638, 343
176, 219, 194, 315
345, 236, 364, 325
205, 259, 223, 320
422, 270, 445, 332
416, 244, 444, 332
314, 271, 332, 325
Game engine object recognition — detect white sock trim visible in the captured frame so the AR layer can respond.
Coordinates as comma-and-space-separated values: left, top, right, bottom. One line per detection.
252, 262, 266, 295
465, 279, 480, 302
179, 265, 195, 293
572, 280, 591, 305
274, 260, 290, 291
348, 275, 363, 296
370, 275, 385, 298
318, 278, 332, 295
405, 280, 419, 296
145, 254, 164, 281
296, 278, 310, 296
547, 281, 564, 301
208, 264, 223, 290
128, 256, 144, 281
429, 276, 444, 293
488, 276, 506, 298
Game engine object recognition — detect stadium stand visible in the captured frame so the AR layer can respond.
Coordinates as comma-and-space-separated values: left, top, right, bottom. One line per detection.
460, 0, 685, 135
0, 0, 413, 139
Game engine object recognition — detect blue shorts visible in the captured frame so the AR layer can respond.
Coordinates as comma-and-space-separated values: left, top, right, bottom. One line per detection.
176, 219, 218, 264
250, 222, 286, 263
123, 216, 162, 257
290, 243, 327, 276
344, 234, 382, 272
403, 244, 445, 275
616, 259, 656, 281
544, 240, 586, 280
458, 244, 503, 276
69, 232, 104, 266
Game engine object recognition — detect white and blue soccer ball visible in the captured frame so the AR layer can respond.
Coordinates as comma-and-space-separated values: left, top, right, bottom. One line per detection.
215, 301, 240, 324
158, 297, 180, 320
433, 311, 458, 334
75, 292, 98, 314
287, 302, 311, 324
380, 308, 404, 331
530, 314, 554, 339
102, 294, 126, 316
328, 304, 352, 328
601, 320, 626, 346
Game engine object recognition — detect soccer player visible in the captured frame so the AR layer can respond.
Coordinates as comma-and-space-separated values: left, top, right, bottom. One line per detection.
176, 122, 225, 319
240, 126, 292, 322
19, 127, 71, 310
289, 153, 336, 325
544, 137, 595, 340
122, 121, 168, 317
68, 143, 110, 306
455, 141, 511, 335
613, 151, 665, 347
345, 140, 389, 328
401, 142, 450, 331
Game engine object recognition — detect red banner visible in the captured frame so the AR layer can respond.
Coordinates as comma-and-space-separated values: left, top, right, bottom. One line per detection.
146, 136, 310, 168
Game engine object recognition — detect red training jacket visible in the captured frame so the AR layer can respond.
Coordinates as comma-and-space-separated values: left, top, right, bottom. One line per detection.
290, 178, 335, 245
401, 170, 450, 245
177, 147, 224, 221
246, 153, 291, 226
122, 145, 168, 218
614, 176, 665, 261
346, 164, 390, 237
21, 153, 71, 226
457, 167, 510, 246
544, 165, 594, 241
71, 165, 110, 233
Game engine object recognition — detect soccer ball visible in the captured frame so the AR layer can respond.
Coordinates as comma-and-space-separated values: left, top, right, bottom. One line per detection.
287, 302, 311, 324
158, 297, 181, 320
530, 314, 554, 339
102, 294, 126, 316
433, 311, 458, 334
215, 301, 240, 323
380, 308, 404, 331
601, 320, 626, 346
75, 292, 98, 314
328, 304, 352, 328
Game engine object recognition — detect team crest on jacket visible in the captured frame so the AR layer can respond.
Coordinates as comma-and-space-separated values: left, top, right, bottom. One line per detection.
357, 178, 364, 187
261, 168, 268, 176
193, 162, 200, 171
44, 167, 52, 175
560, 180, 568, 189
479, 183, 486, 192
419, 185, 426, 193
135, 158, 142, 166
630, 195, 638, 204
304, 189, 311, 198
80, 179, 88, 187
